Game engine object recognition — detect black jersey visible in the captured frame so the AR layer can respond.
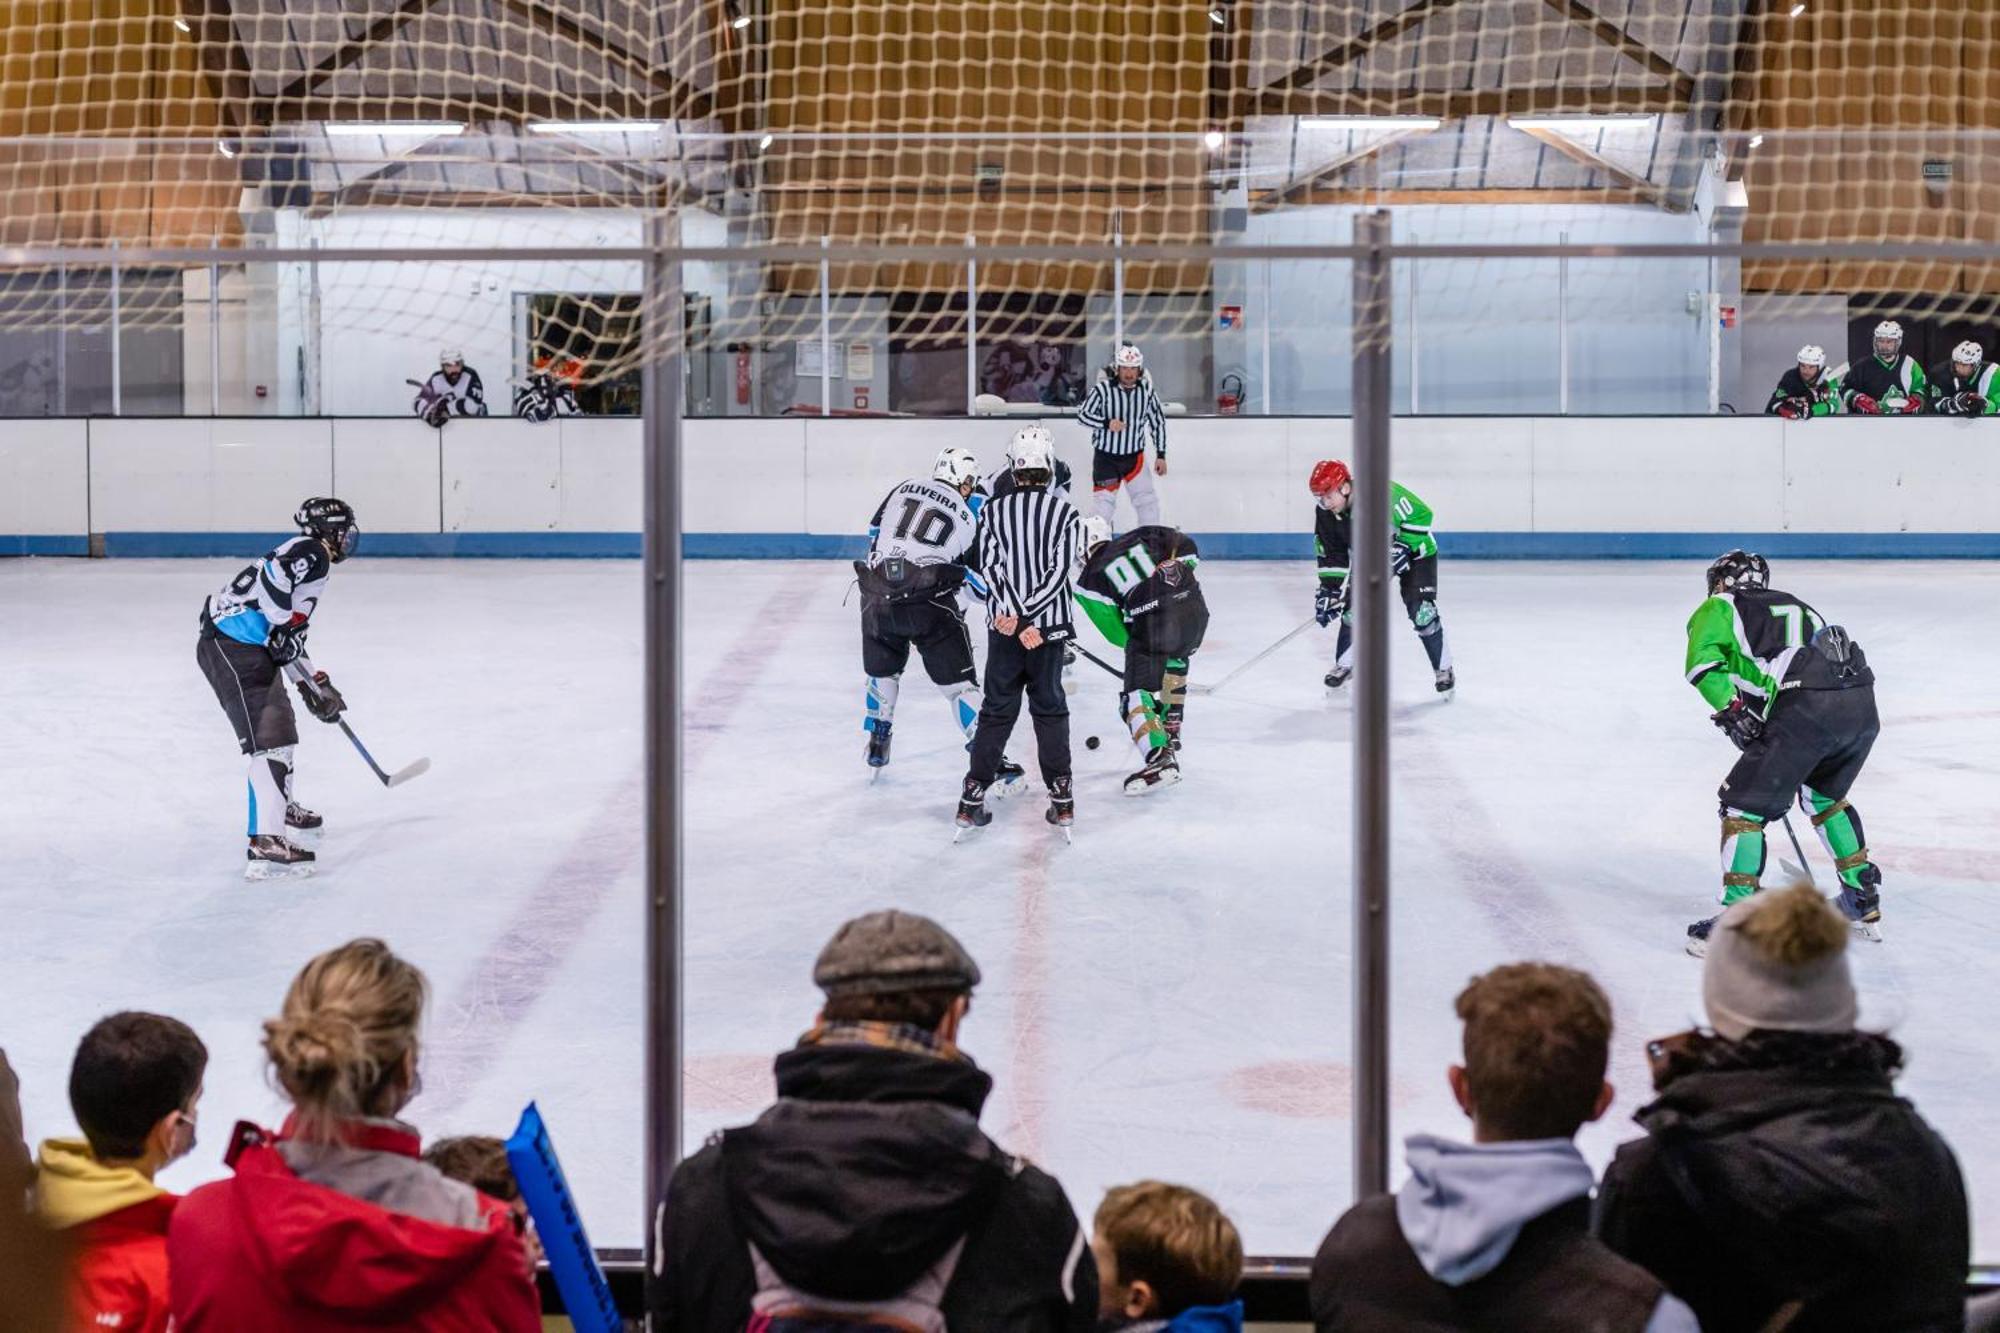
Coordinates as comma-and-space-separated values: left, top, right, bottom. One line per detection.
1685, 585, 1827, 711
1076, 526, 1202, 646
1765, 366, 1838, 417
1839, 354, 1926, 411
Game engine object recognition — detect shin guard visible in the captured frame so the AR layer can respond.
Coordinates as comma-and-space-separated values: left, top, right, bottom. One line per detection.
1719, 808, 1767, 905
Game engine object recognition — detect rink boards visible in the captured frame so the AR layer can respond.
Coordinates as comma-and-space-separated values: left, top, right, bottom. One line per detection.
5, 414, 2000, 558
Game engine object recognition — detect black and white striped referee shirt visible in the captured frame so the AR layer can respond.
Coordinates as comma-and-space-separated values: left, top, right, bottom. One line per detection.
1075, 373, 1167, 458
976, 486, 1082, 633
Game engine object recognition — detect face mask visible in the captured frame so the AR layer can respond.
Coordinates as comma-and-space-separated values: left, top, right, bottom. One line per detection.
171, 1109, 198, 1163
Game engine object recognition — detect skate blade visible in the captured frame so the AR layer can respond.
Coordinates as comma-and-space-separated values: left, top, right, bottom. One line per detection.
1851, 919, 1884, 943
867, 767, 884, 785
285, 825, 324, 843
1122, 769, 1183, 797
1684, 938, 1708, 959
990, 774, 1026, 800
245, 860, 315, 883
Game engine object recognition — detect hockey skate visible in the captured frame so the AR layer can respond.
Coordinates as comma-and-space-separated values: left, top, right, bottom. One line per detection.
952, 778, 992, 842
993, 756, 1027, 793
1045, 776, 1075, 842
1684, 913, 1719, 958
246, 834, 315, 881
1434, 667, 1456, 698
1122, 747, 1182, 797
865, 721, 894, 771
1831, 864, 1884, 943
1324, 664, 1353, 691
1164, 705, 1184, 754
284, 802, 323, 841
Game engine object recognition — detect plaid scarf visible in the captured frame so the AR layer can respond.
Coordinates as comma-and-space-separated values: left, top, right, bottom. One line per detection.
797, 1019, 968, 1064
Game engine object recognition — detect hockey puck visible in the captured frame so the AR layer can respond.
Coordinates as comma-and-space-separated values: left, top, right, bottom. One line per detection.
1086, 735, 1100, 749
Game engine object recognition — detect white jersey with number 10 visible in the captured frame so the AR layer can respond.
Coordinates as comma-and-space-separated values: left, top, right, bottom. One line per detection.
867, 478, 977, 568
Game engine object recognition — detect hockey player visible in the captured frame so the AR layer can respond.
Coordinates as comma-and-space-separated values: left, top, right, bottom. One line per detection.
1309, 460, 1453, 695
1926, 339, 2000, 416
412, 349, 488, 420
1840, 320, 1926, 414
1765, 344, 1839, 419
857, 446, 1022, 788
1683, 550, 1884, 957
1076, 516, 1207, 795
195, 498, 357, 878
1075, 344, 1168, 527
957, 425, 1084, 837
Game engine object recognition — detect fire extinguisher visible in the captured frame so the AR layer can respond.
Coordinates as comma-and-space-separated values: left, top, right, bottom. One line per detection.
1217, 372, 1245, 415
734, 346, 752, 406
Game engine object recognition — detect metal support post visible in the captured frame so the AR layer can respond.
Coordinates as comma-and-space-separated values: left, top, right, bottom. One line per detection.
818, 235, 832, 417
1112, 213, 1126, 350
1557, 229, 1570, 415
641, 210, 687, 1255
1350, 209, 1394, 1202
109, 240, 122, 417
1406, 233, 1420, 414
1260, 258, 1274, 413
56, 264, 67, 414
965, 234, 979, 415
209, 234, 222, 416
307, 239, 324, 416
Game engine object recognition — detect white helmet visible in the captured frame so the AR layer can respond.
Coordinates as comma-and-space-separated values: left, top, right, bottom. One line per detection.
1113, 344, 1144, 370
1007, 424, 1055, 475
1953, 340, 1984, 367
1083, 514, 1112, 553
1796, 344, 1826, 369
440, 347, 464, 365
1873, 320, 1903, 345
932, 446, 979, 488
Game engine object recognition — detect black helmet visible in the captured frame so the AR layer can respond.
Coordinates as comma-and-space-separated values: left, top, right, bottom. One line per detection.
295, 497, 359, 562
1705, 548, 1768, 595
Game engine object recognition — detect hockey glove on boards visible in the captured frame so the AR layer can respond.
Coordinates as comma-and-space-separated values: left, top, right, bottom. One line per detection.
1314, 581, 1346, 627
1897, 395, 1923, 415
296, 671, 345, 723
1777, 396, 1809, 420
1711, 699, 1765, 751
265, 620, 309, 664
1851, 394, 1880, 415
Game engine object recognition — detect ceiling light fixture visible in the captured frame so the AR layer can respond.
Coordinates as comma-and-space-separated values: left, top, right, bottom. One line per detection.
758, 133, 774, 150
1208, 8, 1225, 25
216, 138, 237, 158
727, 1, 751, 29
527, 120, 663, 134
1300, 116, 1441, 132
1788, 2, 1806, 14
1203, 129, 1225, 150
322, 121, 464, 137
1748, 133, 1765, 148
172, 17, 191, 32
1508, 115, 1653, 133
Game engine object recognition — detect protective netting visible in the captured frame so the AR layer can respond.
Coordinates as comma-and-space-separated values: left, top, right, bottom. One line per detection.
0, 0, 1996, 405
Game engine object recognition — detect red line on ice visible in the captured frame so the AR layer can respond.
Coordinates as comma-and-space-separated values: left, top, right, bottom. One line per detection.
423, 575, 825, 1115
1002, 820, 1056, 1161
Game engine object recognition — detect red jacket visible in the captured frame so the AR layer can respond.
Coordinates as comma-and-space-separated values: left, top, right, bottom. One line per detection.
33, 1137, 177, 1333
168, 1121, 541, 1332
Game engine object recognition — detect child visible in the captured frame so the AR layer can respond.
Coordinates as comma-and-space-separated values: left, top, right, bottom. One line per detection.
33, 1012, 206, 1333
1093, 1180, 1244, 1331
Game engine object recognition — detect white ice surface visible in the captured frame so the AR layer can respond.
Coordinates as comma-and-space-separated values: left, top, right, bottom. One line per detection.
2, 557, 1998, 1259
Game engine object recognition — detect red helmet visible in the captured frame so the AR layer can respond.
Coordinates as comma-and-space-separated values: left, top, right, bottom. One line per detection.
1309, 459, 1351, 497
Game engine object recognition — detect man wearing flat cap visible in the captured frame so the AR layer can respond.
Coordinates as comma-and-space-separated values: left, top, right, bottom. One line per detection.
649, 910, 1097, 1331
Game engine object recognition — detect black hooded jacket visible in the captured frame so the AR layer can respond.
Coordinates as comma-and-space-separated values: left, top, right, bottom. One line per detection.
649, 1041, 1096, 1331
1594, 1031, 1968, 1333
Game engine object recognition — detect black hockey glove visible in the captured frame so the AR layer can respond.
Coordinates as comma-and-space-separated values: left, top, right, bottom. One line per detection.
1777, 396, 1809, 420
1711, 699, 1764, 751
265, 620, 308, 664
1314, 580, 1345, 627
1390, 543, 1412, 577
296, 671, 346, 724
1958, 392, 1987, 417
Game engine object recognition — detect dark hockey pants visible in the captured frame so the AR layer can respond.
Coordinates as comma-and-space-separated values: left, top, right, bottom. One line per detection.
968, 630, 1071, 788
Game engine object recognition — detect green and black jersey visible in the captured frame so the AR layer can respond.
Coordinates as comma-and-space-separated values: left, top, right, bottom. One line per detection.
1765, 366, 1839, 417
1839, 353, 1927, 412
1315, 481, 1437, 584
1685, 585, 1826, 715
1076, 525, 1201, 648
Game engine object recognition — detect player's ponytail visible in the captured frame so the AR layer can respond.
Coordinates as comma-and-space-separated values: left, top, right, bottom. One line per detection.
263, 937, 429, 1142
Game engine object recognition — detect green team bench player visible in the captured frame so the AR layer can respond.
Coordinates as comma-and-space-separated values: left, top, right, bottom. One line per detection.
1076, 516, 1209, 796
1841, 320, 1927, 415
1308, 459, 1454, 697
1683, 550, 1885, 958
1765, 344, 1840, 418
1926, 339, 2000, 416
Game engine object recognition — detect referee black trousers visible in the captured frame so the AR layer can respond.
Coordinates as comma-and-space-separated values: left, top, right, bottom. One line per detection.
968, 630, 1071, 788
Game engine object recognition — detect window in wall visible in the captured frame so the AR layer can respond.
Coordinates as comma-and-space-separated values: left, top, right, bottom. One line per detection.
0, 267, 183, 415
887, 290, 1087, 415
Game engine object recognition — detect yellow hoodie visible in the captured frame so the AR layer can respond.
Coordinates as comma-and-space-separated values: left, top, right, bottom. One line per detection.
34, 1138, 179, 1333
33, 1137, 163, 1228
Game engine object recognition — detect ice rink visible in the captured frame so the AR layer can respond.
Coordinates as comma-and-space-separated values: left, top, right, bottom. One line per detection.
3, 554, 1997, 1259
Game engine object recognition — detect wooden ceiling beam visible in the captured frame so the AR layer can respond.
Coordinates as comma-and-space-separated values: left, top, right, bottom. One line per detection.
1538, 0, 1696, 102
270, 0, 443, 104
1264, 0, 1467, 94
181, 0, 262, 130
1516, 124, 1674, 209
486, 0, 714, 120
1250, 84, 1684, 119
1250, 126, 1435, 213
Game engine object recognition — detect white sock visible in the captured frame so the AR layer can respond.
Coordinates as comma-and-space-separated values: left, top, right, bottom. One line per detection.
940, 682, 980, 741
248, 750, 288, 837
866, 675, 900, 731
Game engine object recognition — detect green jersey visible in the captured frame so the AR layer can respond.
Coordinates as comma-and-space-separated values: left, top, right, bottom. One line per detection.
1314, 481, 1436, 582
1684, 586, 1825, 715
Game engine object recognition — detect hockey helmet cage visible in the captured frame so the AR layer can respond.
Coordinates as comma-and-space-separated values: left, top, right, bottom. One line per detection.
1114, 344, 1145, 370
296, 496, 359, 561
1796, 344, 1827, 369
1083, 514, 1112, 554
1007, 424, 1055, 477
1953, 339, 1984, 368
1705, 548, 1769, 596
933, 446, 980, 489
1308, 459, 1352, 497
1872, 320, 1904, 358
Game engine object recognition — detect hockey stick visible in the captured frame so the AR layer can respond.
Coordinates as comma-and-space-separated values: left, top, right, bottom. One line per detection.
1778, 812, 1817, 886
1068, 641, 1126, 681
284, 662, 432, 788
1184, 618, 1318, 698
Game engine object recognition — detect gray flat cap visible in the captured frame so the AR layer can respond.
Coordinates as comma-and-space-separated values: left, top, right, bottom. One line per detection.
813, 910, 982, 998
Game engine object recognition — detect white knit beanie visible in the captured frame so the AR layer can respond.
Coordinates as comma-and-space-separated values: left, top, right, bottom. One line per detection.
1702, 885, 1858, 1042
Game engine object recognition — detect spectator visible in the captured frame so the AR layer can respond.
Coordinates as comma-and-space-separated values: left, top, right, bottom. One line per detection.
649, 909, 1097, 1331
426, 1134, 543, 1268
1926, 339, 2000, 417
1093, 1180, 1244, 1331
1765, 343, 1839, 418
168, 938, 539, 1331
1311, 964, 1696, 1332
32, 1012, 206, 1333
412, 347, 488, 421
1596, 885, 1969, 1332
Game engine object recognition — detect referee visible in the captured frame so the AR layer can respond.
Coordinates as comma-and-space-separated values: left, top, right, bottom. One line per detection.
957, 424, 1084, 837
1075, 342, 1168, 526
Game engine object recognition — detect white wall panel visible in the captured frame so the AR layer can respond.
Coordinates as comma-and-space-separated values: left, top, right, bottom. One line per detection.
1154, 418, 1290, 532
332, 419, 441, 533
687, 419, 807, 532
1533, 418, 1784, 531
1778, 419, 2000, 533
1399, 419, 1535, 532
557, 418, 642, 531
441, 420, 561, 532
0, 421, 88, 535
91, 419, 333, 531
801, 419, 997, 535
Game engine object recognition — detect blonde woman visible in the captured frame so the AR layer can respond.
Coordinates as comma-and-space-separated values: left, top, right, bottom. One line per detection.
169, 938, 538, 1331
